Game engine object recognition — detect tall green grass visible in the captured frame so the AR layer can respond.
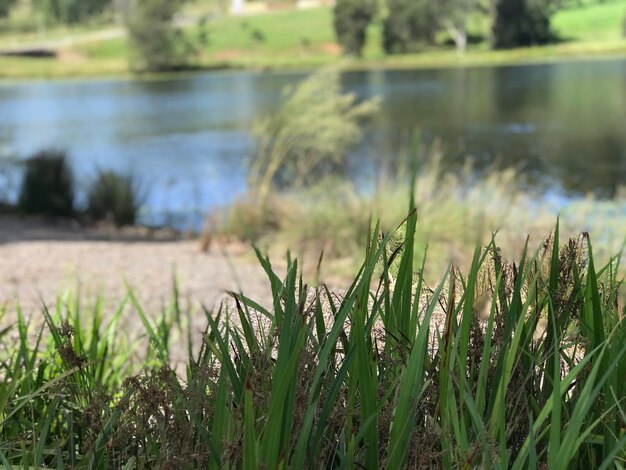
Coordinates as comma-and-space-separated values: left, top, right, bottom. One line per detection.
0, 203, 625, 468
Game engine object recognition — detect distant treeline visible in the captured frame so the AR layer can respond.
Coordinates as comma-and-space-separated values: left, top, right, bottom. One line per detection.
334, 0, 598, 56
0, 0, 623, 71
0, 0, 110, 24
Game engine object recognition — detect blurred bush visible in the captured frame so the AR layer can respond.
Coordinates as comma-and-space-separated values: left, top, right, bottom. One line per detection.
250, 28, 265, 44
87, 170, 141, 226
18, 150, 74, 217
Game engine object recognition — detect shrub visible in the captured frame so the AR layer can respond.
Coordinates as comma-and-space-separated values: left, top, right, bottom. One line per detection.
333, 0, 377, 57
18, 150, 74, 217
87, 170, 141, 226
250, 28, 265, 44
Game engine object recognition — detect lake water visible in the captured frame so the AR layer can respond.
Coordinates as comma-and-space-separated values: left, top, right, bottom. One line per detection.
1, 58, 625, 228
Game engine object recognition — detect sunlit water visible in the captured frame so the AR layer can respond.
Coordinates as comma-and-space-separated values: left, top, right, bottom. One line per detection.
0, 58, 625, 228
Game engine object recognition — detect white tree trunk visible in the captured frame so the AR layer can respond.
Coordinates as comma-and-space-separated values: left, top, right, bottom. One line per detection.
444, 20, 468, 54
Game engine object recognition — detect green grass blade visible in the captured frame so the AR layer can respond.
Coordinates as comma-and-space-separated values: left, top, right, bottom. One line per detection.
387, 268, 448, 468
243, 380, 258, 470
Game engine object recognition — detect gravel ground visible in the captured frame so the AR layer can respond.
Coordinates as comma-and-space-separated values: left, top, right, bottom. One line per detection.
0, 216, 277, 322
0, 216, 449, 367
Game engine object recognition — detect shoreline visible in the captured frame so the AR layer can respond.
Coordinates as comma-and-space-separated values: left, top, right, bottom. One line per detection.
1, 47, 625, 84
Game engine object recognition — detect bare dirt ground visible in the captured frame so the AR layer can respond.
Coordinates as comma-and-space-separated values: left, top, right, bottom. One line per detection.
0, 216, 277, 321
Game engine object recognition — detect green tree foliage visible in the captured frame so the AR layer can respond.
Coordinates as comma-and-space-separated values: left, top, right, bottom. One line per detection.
0, 0, 17, 18
492, 0, 553, 48
249, 65, 379, 202
124, 0, 192, 72
34, 0, 112, 24
333, 0, 377, 57
382, 0, 438, 53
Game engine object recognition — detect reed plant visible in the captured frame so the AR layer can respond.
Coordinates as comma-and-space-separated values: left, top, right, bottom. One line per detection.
0, 199, 624, 468
17, 150, 74, 218
87, 170, 143, 226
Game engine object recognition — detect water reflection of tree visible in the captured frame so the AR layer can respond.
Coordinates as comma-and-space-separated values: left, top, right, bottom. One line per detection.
553, 133, 626, 197
542, 61, 626, 197
360, 64, 626, 197
428, 65, 557, 184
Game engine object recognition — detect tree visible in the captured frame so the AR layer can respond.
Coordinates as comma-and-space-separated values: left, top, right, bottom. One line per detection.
382, 0, 438, 54
0, 0, 17, 18
249, 65, 379, 202
437, 0, 487, 52
124, 0, 193, 72
333, 0, 377, 57
492, 0, 553, 48
34, 0, 112, 24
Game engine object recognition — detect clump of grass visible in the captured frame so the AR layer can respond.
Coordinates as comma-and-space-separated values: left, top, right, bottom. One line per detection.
219, 155, 626, 281
17, 150, 74, 217
248, 64, 379, 203
86, 170, 143, 226
0, 199, 624, 467
221, 177, 372, 261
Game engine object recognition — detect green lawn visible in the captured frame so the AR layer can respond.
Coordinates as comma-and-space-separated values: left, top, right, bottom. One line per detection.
1, 1, 626, 79
553, 0, 626, 40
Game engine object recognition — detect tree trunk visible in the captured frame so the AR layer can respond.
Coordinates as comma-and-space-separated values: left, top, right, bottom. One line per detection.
455, 23, 467, 53
444, 20, 467, 54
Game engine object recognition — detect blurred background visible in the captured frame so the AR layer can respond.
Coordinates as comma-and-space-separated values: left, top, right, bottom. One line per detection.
0, 0, 625, 302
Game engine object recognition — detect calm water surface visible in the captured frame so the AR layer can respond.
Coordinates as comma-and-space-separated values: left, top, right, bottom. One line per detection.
0, 58, 625, 227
